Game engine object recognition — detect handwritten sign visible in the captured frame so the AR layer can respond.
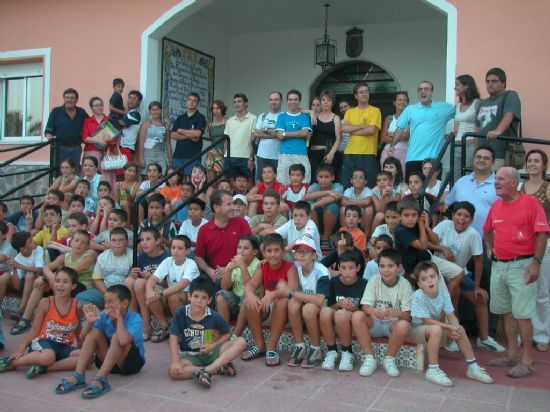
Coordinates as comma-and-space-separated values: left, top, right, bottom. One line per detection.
161, 38, 215, 123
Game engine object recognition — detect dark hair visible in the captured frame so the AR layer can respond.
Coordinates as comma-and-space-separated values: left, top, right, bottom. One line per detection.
234, 171, 249, 182
172, 234, 192, 249
140, 226, 162, 240
338, 250, 363, 268
97, 181, 112, 192
48, 189, 64, 202
451, 201, 476, 218
61, 158, 76, 170
353, 82, 369, 95
486, 67, 507, 87
385, 200, 398, 213
63, 88, 78, 99
82, 156, 99, 168
378, 248, 401, 265
88, 96, 103, 109
526, 149, 548, 178
188, 197, 206, 211
106, 284, 132, 303
345, 204, 362, 217
56, 266, 79, 285
293, 200, 311, 215
11, 231, 31, 251
20, 195, 35, 206
383, 156, 404, 186
455, 74, 480, 104
418, 80, 434, 91
73, 229, 91, 244
377, 171, 393, 181
166, 168, 183, 185
287, 89, 302, 101
148, 193, 166, 208
269, 91, 283, 100
76, 179, 91, 190
339, 98, 353, 107
474, 145, 495, 161
375, 234, 394, 249
148, 101, 162, 111
351, 167, 366, 180
319, 90, 335, 105
123, 162, 138, 172
397, 199, 421, 214
110, 226, 128, 240
413, 261, 439, 281
188, 92, 201, 102
128, 90, 143, 102
422, 158, 441, 177
263, 190, 281, 204
210, 189, 232, 210
44, 204, 62, 217
239, 233, 260, 251
261, 164, 277, 175
189, 277, 214, 298
332, 230, 353, 247
408, 170, 425, 183
211, 99, 227, 116
0, 221, 8, 234
147, 163, 163, 175
110, 209, 128, 223
262, 233, 285, 249
100, 196, 116, 209
316, 164, 335, 176
0, 201, 7, 214
233, 93, 248, 103
113, 78, 125, 87
394, 91, 409, 103
67, 212, 88, 226
310, 96, 321, 107
289, 163, 306, 176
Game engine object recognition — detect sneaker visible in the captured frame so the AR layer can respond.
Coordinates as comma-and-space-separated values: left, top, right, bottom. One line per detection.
322, 350, 339, 371
301, 347, 324, 368
287, 344, 307, 367
476, 337, 506, 352
466, 363, 494, 384
359, 354, 377, 376
425, 367, 453, 387
444, 340, 459, 352
338, 351, 355, 372
382, 356, 399, 377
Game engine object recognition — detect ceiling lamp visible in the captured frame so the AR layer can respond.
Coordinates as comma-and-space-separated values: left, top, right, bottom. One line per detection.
315, 3, 337, 71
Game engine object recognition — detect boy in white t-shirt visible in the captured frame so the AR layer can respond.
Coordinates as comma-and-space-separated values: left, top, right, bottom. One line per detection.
275, 201, 321, 260
145, 235, 200, 342
279, 164, 309, 218
352, 249, 412, 377
178, 198, 208, 250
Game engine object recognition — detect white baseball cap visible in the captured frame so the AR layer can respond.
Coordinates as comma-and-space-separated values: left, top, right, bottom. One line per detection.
233, 194, 248, 206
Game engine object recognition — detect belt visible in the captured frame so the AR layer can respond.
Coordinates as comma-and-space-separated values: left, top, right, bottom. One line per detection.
492, 254, 533, 263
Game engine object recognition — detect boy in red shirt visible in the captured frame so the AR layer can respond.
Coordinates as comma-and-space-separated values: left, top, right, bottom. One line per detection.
240, 233, 298, 366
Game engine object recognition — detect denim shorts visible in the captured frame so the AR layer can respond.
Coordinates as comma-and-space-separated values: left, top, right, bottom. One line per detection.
30, 338, 76, 361
460, 271, 475, 292
77, 288, 105, 309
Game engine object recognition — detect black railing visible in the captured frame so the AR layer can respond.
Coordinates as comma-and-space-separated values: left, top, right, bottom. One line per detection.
131, 136, 230, 265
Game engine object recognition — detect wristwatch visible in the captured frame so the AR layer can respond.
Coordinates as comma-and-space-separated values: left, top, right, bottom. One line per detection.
264, 127, 269, 134
282, 131, 286, 138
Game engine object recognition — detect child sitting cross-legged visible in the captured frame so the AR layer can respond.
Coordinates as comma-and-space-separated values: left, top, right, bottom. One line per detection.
0, 267, 81, 378
352, 249, 413, 377
55, 284, 145, 399
279, 236, 330, 368
240, 233, 299, 366
320, 251, 367, 371
168, 277, 248, 388
408, 261, 493, 387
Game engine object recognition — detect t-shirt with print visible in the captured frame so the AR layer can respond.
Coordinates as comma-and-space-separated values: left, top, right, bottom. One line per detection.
260, 260, 293, 292
92, 248, 132, 288
14, 246, 44, 279
280, 184, 309, 208
178, 218, 209, 247
343, 186, 372, 200
230, 257, 262, 299
411, 279, 453, 326
153, 257, 200, 292
275, 219, 321, 259
294, 261, 330, 296
93, 310, 145, 359
433, 219, 482, 271
0, 240, 17, 273
394, 223, 431, 275
327, 276, 367, 308
360, 274, 413, 321
137, 250, 171, 277
256, 112, 281, 160
275, 112, 312, 155
169, 305, 230, 354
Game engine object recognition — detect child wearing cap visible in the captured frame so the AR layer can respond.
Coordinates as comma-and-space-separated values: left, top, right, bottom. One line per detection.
232, 195, 250, 223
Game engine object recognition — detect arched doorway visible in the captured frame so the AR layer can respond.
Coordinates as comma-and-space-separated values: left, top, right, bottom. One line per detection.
310, 60, 400, 119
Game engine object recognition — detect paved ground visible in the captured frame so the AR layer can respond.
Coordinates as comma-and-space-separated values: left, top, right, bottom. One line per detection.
1, 318, 549, 412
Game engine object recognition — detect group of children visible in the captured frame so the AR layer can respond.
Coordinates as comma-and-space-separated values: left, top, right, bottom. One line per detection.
0, 155, 504, 398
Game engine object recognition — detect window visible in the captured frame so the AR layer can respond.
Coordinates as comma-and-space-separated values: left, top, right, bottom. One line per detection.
0, 61, 44, 139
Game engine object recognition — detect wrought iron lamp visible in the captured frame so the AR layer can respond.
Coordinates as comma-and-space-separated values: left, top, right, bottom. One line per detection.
314, 3, 336, 71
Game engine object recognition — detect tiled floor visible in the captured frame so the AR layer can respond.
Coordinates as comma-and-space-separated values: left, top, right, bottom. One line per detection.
1, 318, 549, 411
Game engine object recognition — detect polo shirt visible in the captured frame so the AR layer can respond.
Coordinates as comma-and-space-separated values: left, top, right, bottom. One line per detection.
194, 216, 252, 269
343, 105, 382, 155
224, 112, 257, 159
44, 105, 88, 145
396, 101, 455, 162
171, 111, 206, 159
445, 172, 497, 236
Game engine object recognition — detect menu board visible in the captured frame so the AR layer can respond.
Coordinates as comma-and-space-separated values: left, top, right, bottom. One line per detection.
161, 38, 215, 123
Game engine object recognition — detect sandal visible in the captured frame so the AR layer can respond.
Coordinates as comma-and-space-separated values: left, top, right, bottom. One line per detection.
241, 345, 266, 361
266, 350, 280, 367
151, 327, 169, 343
81, 375, 111, 399
287, 345, 306, 367
219, 362, 237, 376
55, 371, 87, 394
193, 368, 212, 388
507, 362, 535, 379
0, 356, 12, 372
143, 333, 151, 342
8, 311, 21, 321
10, 319, 32, 335
486, 356, 518, 367
26, 364, 46, 379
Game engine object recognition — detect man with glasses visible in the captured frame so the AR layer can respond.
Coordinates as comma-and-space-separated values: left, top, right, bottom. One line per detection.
389, 81, 455, 180
476, 67, 522, 168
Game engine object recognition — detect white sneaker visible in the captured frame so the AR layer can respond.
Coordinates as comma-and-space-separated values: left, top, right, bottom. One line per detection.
359, 354, 377, 376
382, 356, 399, 377
425, 367, 453, 387
444, 340, 460, 352
476, 337, 506, 352
466, 363, 494, 384
338, 351, 355, 372
321, 350, 339, 371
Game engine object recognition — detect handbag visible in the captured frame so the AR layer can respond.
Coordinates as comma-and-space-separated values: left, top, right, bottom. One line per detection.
101, 144, 128, 170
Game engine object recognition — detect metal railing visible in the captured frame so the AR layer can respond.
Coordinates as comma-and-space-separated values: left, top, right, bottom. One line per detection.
131, 136, 230, 265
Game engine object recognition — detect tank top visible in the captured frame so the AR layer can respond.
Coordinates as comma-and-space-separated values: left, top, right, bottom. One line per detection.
65, 251, 95, 288
261, 260, 292, 291
37, 296, 79, 345
311, 115, 336, 148
521, 181, 550, 222
209, 123, 226, 144
144, 122, 167, 150
455, 100, 478, 142
384, 115, 407, 150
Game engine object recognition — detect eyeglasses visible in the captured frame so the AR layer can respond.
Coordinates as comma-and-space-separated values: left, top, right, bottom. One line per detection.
351, 175, 365, 180
292, 248, 313, 256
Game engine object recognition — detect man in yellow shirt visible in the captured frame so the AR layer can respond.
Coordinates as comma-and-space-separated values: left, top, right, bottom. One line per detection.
341, 83, 382, 189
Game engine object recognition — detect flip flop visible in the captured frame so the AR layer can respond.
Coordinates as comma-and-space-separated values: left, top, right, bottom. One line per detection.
81, 375, 111, 399
507, 362, 535, 379
266, 350, 280, 367
241, 345, 266, 361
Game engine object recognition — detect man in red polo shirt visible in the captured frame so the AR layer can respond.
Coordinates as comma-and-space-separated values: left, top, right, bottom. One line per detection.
484, 167, 549, 378
195, 189, 252, 282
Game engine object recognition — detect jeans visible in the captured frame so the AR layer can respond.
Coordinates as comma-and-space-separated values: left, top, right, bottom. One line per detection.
173, 157, 201, 176
340, 154, 378, 189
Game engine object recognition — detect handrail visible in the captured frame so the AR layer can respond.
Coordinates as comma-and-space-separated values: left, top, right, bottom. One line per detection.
131, 135, 231, 265
0, 140, 55, 168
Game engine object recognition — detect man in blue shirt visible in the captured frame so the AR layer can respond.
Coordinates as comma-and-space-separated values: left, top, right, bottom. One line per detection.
389, 81, 455, 179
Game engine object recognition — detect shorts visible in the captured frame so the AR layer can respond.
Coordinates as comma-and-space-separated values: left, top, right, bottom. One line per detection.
312, 201, 339, 217
408, 324, 448, 344
215, 290, 241, 320
431, 255, 463, 281
77, 288, 105, 309
30, 338, 76, 361
460, 271, 475, 292
180, 343, 223, 367
277, 154, 311, 185
95, 343, 145, 376
369, 318, 403, 338
490, 258, 538, 319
